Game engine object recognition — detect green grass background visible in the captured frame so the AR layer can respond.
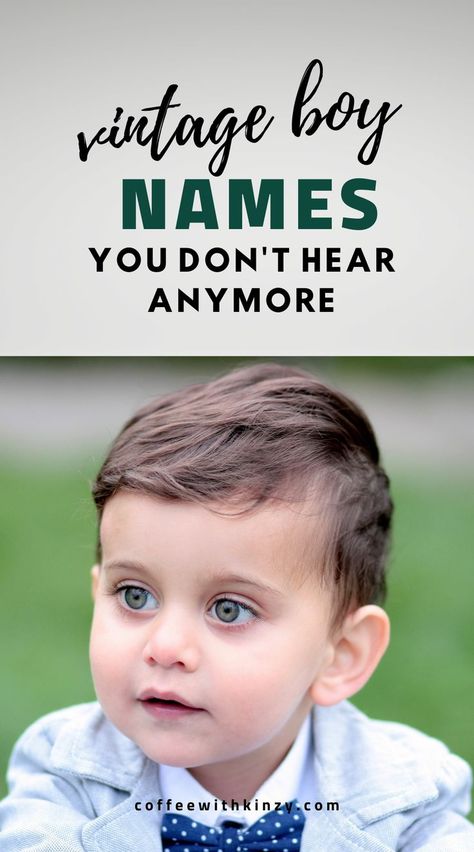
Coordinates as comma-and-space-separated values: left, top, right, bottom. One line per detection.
1, 458, 473, 802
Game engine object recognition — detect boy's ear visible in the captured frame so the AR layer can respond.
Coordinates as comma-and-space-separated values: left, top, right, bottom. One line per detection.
310, 605, 390, 706
91, 565, 100, 601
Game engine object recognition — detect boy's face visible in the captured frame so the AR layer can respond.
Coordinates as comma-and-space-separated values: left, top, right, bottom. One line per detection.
90, 491, 335, 795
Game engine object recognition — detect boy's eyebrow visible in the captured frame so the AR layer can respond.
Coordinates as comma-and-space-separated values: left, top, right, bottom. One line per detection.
209, 573, 285, 598
101, 559, 151, 576
101, 561, 284, 598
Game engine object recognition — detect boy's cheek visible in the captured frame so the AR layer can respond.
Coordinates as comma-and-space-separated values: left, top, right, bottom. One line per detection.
89, 640, 122, 706
90, 564, 100, 600
90, 608, 137, 680
89, 630, 104, 681
89, 614, 117, 679
90, 599, 120, 639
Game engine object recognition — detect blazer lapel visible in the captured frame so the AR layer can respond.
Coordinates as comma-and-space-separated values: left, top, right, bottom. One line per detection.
82, 760, 164, 851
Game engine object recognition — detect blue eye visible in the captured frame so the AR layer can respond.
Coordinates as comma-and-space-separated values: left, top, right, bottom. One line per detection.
210, 598, 255, 625
119, 586, 158, 611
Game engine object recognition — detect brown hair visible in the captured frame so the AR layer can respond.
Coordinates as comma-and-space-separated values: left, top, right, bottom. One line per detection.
93, 363, 392, 626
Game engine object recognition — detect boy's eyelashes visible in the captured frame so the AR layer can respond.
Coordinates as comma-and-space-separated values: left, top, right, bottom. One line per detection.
110, 582, 259, 626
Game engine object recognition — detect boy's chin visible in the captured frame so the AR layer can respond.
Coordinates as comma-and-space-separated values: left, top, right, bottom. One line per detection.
139, 742, 220, 769
133, 731, 256, 774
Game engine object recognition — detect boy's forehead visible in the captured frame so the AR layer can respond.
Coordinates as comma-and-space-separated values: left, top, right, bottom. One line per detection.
99, 490, 325, 589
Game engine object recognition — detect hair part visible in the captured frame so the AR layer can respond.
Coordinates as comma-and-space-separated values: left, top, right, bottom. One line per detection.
92, 363, 393, 628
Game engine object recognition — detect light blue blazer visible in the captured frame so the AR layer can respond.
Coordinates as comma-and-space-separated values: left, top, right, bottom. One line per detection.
1, 701, 473, 851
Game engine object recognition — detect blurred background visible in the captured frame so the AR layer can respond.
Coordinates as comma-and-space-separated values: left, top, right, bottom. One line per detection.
1, 357, 473, 804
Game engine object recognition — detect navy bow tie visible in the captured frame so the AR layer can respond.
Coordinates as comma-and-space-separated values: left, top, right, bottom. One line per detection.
161, 802, 305, 851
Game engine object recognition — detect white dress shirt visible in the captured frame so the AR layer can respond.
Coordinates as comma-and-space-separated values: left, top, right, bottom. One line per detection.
159, 714, 315, 828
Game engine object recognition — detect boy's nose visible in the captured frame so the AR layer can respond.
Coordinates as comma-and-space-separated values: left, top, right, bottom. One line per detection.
142, 610, 200, 671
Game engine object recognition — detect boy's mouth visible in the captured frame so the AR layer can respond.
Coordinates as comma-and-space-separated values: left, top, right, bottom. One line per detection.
138, 690, 204, 716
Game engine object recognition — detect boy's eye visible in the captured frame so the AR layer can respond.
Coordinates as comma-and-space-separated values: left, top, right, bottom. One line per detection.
119, 586, 158, 611
210, 598, 255, 625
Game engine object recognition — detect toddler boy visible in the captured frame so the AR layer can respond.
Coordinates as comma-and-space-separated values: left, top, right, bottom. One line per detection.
1, 363, 473, 850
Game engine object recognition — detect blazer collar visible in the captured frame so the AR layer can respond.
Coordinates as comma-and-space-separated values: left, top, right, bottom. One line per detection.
312, 701, 439, 825
50, 703, 146, 792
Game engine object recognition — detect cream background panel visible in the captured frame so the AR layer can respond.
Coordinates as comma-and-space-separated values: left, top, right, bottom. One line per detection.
1, 1, 472, 354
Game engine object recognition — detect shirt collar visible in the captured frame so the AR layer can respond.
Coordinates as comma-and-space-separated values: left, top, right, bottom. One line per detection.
159, 714, 314, 828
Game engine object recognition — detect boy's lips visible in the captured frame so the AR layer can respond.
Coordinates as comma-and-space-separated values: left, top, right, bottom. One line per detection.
138, 689, 205, 717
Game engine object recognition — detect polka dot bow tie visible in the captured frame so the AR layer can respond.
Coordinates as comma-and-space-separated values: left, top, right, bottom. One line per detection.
161, 802, 306, 851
